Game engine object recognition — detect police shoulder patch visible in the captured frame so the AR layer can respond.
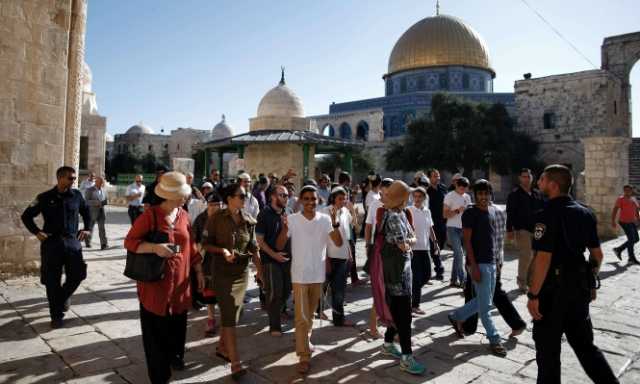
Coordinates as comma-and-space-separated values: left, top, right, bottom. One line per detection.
534, 223, 546, 240
29, 199, 39, 208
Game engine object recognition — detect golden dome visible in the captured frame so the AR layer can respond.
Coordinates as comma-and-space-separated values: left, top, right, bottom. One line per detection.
386, 14, 494, 77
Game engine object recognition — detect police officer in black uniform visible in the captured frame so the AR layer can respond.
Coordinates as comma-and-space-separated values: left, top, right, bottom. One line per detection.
21, 166, 91, 329
527, 164, 619, 384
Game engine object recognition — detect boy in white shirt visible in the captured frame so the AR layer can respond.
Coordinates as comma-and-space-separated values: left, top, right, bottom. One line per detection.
278, 185, 343, 374
319, 187, 355, 327
443, 177, 472, 288
408, 187, 439, 314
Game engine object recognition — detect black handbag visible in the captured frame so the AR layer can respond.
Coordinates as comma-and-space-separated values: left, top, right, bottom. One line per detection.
124, 208, 170, 282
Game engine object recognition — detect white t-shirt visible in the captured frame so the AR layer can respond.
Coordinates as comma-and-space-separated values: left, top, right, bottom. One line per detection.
126, 183, 145, 207
366, 198, 383, 226
408, 205, 433, 251
365, 190, 380, 210
443, 191, 471, 228
322, 206, 351, 259
288, 212, 333, 283
244, 194, 260, 219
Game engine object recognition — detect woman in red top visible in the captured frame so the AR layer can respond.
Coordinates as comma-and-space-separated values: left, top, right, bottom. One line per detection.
612, 184, 640, 264
124, 171, 204, 384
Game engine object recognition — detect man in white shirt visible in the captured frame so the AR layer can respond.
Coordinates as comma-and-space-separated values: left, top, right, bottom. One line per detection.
319, 187, 355, 327
443, 177, 472, 288
317, 174, 332, 208
79, 172, 95, 194
408, 187, 439, 314
278, 185, 342, 374
237, 173, 260, 219
125, 174, 145, 224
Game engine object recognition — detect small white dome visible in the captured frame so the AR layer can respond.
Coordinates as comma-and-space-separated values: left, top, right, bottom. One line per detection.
126, 123, 154, 135
256, 69, 304, 118
212, 114, 233, 139
105, 132, 114, 142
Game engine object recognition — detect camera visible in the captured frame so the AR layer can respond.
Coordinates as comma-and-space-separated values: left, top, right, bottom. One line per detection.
167, 244, 181, 254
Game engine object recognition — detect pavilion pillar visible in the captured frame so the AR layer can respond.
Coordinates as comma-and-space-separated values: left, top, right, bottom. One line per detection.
237, 145, 245, 159
343, 150, 353, 174
302, 144, 310, 180
204, 149, 211, 177
218, 151, 224, 176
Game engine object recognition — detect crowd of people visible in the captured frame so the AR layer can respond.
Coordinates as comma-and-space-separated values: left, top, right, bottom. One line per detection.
20, 163, 635, 384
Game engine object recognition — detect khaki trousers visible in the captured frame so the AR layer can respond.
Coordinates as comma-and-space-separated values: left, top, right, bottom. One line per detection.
516, 230, 533, 288
293, 283, 323, 362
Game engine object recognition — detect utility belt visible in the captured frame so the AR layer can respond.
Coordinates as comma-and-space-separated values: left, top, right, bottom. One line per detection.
544, 259, 600, 294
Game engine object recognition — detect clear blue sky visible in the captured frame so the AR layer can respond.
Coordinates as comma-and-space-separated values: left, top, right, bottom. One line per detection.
85, 0, 640, 137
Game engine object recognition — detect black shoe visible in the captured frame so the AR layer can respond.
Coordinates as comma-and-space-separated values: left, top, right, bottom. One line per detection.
614, 247, 622, 261
85, 243, 92, 248
434, 274, 444, 281
63, 299, 70, 312
171, 357, 185, 371
50, 318, 64, 329
629, 258, 640, 265
101, 244, 108, 250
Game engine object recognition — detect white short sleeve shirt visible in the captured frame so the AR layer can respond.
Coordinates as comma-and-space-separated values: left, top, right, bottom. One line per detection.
322, 206, 351, 259
288, 212, 333, 283
408, 205, 433, 251
443, 191, 471, 228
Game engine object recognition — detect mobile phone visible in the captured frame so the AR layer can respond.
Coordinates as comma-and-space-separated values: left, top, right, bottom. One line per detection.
167, 244, 181, 253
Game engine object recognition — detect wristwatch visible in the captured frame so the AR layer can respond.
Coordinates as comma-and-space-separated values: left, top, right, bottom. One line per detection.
527, 292, 539, 300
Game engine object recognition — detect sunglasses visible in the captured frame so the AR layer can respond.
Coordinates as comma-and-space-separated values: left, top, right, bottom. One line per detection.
67, 176, 77, 181
234, 193, 247, 200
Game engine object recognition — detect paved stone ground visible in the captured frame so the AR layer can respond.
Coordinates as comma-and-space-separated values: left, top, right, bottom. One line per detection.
1, 206, 639, 383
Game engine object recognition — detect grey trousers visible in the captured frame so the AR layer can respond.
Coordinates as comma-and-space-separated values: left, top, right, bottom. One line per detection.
88, 208, 107, 247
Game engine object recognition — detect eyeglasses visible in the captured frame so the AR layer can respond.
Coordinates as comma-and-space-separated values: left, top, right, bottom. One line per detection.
234, 193, 247, 200
67, 176, 77, 181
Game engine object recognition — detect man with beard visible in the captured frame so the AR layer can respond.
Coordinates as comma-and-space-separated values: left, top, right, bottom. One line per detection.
527, 165, 618, 384
426, 169, 446, 280
256, 185, 292, 337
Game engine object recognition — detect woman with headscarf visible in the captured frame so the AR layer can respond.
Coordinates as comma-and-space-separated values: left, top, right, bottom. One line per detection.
371, 180, 426, 376
203, 183, 262, 379
124, 171, 205, 384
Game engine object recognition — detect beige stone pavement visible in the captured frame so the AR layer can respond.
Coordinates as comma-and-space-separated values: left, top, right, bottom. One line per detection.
1, 206, 639, 383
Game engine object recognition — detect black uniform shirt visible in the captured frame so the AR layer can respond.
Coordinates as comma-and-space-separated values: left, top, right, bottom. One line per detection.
142, 180, 161, 206
531, 196, 600, 270
255, 205, 291, 264
21, 187, 91, 237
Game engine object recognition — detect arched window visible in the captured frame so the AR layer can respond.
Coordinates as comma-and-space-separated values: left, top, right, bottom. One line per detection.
322, 124, 335, 137
356, 121, 369, 141
339, 122, 352, 139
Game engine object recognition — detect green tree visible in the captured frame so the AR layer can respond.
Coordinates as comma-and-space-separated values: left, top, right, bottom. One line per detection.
386, 93, 540, 176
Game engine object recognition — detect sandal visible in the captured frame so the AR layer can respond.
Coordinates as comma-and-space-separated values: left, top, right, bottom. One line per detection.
448, 314, 465, 338
231, 361, 247, 380
297, 361, 310, 374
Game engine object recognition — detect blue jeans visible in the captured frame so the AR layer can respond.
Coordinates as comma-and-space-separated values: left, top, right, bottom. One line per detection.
617, 222, 639, 260
447, 227, 465, 284
451, 263, 500, 344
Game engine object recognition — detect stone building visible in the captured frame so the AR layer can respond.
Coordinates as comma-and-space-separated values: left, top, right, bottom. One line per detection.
113, 123, 169, 160
515, 31, 640, 237
79, 61, 107, 176
0, 0, 88, 274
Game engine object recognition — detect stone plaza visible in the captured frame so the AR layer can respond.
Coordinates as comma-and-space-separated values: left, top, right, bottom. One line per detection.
0, 206, 639, 384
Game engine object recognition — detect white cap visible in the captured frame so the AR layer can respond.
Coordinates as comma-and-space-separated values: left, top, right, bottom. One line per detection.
201, 182, 214, 189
